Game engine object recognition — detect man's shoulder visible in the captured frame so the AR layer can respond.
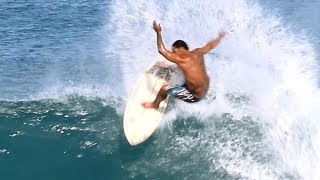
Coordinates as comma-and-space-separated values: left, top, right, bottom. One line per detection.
189, 50, 205, 59
190, 48, 201, 53
190, 49, 205, 57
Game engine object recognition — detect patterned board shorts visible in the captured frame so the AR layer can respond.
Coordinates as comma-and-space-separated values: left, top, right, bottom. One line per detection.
166, 84, 200, 103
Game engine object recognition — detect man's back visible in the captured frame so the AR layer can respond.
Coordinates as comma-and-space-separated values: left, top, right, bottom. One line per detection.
173, 51, 209, 98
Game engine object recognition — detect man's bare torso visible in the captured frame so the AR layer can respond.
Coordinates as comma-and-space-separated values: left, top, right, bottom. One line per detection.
141, 21, 225, 109
174, 50, 209, 99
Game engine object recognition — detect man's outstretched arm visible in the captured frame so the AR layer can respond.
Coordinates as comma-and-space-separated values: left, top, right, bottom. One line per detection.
153, 21, 181, 63
194, 31, 226, 55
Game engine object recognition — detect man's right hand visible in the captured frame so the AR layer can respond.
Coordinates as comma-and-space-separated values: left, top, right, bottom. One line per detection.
153, 20, 162, 33
218, 30, 226, 39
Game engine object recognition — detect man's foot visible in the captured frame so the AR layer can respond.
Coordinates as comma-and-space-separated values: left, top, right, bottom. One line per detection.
141, 102, 159, 109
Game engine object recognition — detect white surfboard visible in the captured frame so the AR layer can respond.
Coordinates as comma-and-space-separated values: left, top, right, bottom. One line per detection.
123, 61, 171, 146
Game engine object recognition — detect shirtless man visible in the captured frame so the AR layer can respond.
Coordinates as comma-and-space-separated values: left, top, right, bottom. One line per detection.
142, 21, 226, 109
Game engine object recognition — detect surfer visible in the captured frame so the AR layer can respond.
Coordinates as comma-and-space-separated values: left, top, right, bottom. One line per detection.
142, 21, 226, 109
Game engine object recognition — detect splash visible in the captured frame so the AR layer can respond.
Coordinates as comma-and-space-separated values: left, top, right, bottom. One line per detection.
105, 0, 320, 179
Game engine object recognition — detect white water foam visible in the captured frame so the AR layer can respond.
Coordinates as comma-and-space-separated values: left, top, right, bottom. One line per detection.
105, 0, 320, 179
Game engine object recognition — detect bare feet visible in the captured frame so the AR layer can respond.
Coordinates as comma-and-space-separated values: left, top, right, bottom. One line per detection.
141, 102, 159, 109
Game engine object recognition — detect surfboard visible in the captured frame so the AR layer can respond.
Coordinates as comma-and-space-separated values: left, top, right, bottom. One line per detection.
123, 61, 171, 146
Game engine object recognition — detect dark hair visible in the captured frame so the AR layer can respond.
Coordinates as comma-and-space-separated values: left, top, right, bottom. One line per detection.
172, 40, 189, 50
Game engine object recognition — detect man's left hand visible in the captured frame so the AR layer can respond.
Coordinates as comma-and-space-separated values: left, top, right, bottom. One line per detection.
153, 20, 162, 33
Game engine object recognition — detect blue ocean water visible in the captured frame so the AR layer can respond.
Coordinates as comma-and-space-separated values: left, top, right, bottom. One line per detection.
0, 0, 319, 179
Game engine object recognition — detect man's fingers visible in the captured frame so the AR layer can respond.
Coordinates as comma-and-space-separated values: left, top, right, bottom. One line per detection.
152, 20, 162, 32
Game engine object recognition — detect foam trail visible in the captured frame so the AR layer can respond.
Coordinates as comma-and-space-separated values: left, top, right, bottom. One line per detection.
104, 0, 320, 179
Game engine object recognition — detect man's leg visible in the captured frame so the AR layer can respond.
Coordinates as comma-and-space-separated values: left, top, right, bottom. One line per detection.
142, 84, 169, 109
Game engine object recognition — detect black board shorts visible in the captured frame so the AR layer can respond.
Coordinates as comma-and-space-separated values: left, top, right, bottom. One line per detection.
166, 84, 200, 103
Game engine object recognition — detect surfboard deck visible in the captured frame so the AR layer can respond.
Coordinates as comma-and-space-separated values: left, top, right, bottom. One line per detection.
123, 61, 171, 146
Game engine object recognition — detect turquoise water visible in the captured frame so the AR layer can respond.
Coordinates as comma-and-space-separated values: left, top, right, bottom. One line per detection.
1, 0, 320, 179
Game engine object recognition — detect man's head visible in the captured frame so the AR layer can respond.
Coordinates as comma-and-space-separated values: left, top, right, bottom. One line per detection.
172, 40, 189, 52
